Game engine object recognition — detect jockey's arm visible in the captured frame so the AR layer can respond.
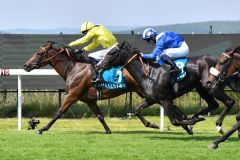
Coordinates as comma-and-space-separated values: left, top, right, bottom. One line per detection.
142, 41, 164, 59
83, 39, 100, 51
68, 31, 94, 48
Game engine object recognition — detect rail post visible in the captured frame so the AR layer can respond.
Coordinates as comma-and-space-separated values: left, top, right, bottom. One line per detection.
17, 75, 22, 130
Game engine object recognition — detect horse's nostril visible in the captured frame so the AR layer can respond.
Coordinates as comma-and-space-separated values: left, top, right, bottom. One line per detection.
23, 64, 28, 68
206, 81, 211, 85
206, 81, 212, 88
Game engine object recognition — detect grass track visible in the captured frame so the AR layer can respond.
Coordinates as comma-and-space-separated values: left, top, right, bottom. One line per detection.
0, 116, 240, 160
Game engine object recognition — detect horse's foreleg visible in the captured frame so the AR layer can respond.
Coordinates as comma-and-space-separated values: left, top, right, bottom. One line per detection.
37, 93, 78, 134
160, 100, 196, 134
174, 106, 194, 135
86, 101, 111, 134
193, 86, 219, 118
209, 112, 240, 149
135, 99, 159, 128
213, 91, 235, 134
236, 112, 240, 138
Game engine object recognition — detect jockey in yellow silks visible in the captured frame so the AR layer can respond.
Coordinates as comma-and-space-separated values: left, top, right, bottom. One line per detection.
67, 21, 118, 82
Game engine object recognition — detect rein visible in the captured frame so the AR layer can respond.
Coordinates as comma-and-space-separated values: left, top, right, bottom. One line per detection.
139, 56, 150, 76
122, 53, 138, 68
122, 53, 149, 76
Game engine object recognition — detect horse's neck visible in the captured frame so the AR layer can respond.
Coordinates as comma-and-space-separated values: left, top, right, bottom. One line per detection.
51, 56, 75, 80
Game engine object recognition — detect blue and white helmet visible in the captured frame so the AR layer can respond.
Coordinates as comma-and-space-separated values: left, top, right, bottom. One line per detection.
142, 28, 158, 40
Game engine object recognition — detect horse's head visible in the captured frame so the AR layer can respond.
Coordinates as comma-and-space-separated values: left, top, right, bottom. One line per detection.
107, 41, 142, 68
23, 41, 70, 72
207, 46, 240, 91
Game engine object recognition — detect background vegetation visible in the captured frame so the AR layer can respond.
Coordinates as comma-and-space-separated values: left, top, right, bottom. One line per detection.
0, 90, 239, 118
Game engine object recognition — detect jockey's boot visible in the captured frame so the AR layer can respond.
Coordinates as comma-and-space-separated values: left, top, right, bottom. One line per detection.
95, 53, 113, 73
161, 54, 180, 74
89, 57, 101, 83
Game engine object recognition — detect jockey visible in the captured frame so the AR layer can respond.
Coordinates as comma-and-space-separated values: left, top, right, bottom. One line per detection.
66, 21, 118, 83
141, 28, 189, 73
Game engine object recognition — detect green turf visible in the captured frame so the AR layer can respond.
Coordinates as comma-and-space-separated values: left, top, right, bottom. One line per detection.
0, 116, 239, 160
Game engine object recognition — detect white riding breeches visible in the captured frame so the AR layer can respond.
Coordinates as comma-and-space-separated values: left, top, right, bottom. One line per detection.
88, 44, 118, 62
162, 41, 189, 58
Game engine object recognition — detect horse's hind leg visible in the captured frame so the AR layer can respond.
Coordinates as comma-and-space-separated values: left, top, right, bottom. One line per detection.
37, 92, 78, 134
86, 101, 111, 134
135, 99, 159, 129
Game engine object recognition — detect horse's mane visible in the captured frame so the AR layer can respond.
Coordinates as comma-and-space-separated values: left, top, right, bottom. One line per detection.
56, 47, 90, 64
116, 41, 158, 67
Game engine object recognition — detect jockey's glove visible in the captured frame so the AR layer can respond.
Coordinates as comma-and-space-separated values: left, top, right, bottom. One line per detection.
63, 45, 69, 49
140, 52, 144, 57
75, 48, 85, 55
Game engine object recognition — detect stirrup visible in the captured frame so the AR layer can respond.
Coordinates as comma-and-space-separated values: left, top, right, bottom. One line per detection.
91, 77, 103, 83
169, 67, 180, 74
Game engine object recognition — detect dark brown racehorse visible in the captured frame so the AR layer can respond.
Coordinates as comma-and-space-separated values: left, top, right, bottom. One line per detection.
105, 41, 236, 134
24, 41, 194, 134
207, 46, 240, 149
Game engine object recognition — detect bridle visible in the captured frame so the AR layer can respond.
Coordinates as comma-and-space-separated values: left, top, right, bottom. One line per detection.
32, 42, 66, 68
210, 51, 239, 89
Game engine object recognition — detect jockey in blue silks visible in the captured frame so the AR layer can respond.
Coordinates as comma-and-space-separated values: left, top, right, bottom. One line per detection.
141, 28, 189, 73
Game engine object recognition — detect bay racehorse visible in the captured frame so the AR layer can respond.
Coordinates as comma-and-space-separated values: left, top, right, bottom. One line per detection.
23, 41, 194, 134
207, 46, 240, 149
105, 41, 235, 133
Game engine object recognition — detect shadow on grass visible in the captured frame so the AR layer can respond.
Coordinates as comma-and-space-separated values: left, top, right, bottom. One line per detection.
56, 129, 240, 143
64, 130, 240, 142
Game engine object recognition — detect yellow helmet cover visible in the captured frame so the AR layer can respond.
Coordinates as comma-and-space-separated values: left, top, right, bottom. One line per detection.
80, 21, 95, 34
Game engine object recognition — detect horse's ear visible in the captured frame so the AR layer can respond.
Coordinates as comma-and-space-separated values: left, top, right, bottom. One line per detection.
230, 46, 240, 56
46, 42, 53, 50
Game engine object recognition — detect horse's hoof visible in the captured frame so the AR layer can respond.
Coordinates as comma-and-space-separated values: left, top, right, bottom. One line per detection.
189, 125, 194, 130
187, 129, 194, 135
106, 130, 112, 134
195, 116, 205, 122
36, 130, 43, 135
208, 142, 218, 149
150, 123, 160, 129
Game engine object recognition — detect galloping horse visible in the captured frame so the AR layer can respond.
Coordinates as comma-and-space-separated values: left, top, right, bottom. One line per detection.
23, 41, 194, 134
207, 46, 240, 149
106, 41, 235, 133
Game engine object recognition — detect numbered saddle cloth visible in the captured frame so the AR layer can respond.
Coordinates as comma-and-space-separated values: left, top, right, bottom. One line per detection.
96, 67, 127, 90
157, 57, 188, 82
174, 58, 188, 81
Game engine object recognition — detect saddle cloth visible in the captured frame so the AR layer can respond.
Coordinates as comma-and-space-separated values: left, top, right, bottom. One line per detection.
94, 67, 127, 90
157, 57, 188, 82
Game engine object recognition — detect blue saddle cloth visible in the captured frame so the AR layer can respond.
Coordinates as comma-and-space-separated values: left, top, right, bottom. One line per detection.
95, 67, 127, 90
157, 57, 188, 82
